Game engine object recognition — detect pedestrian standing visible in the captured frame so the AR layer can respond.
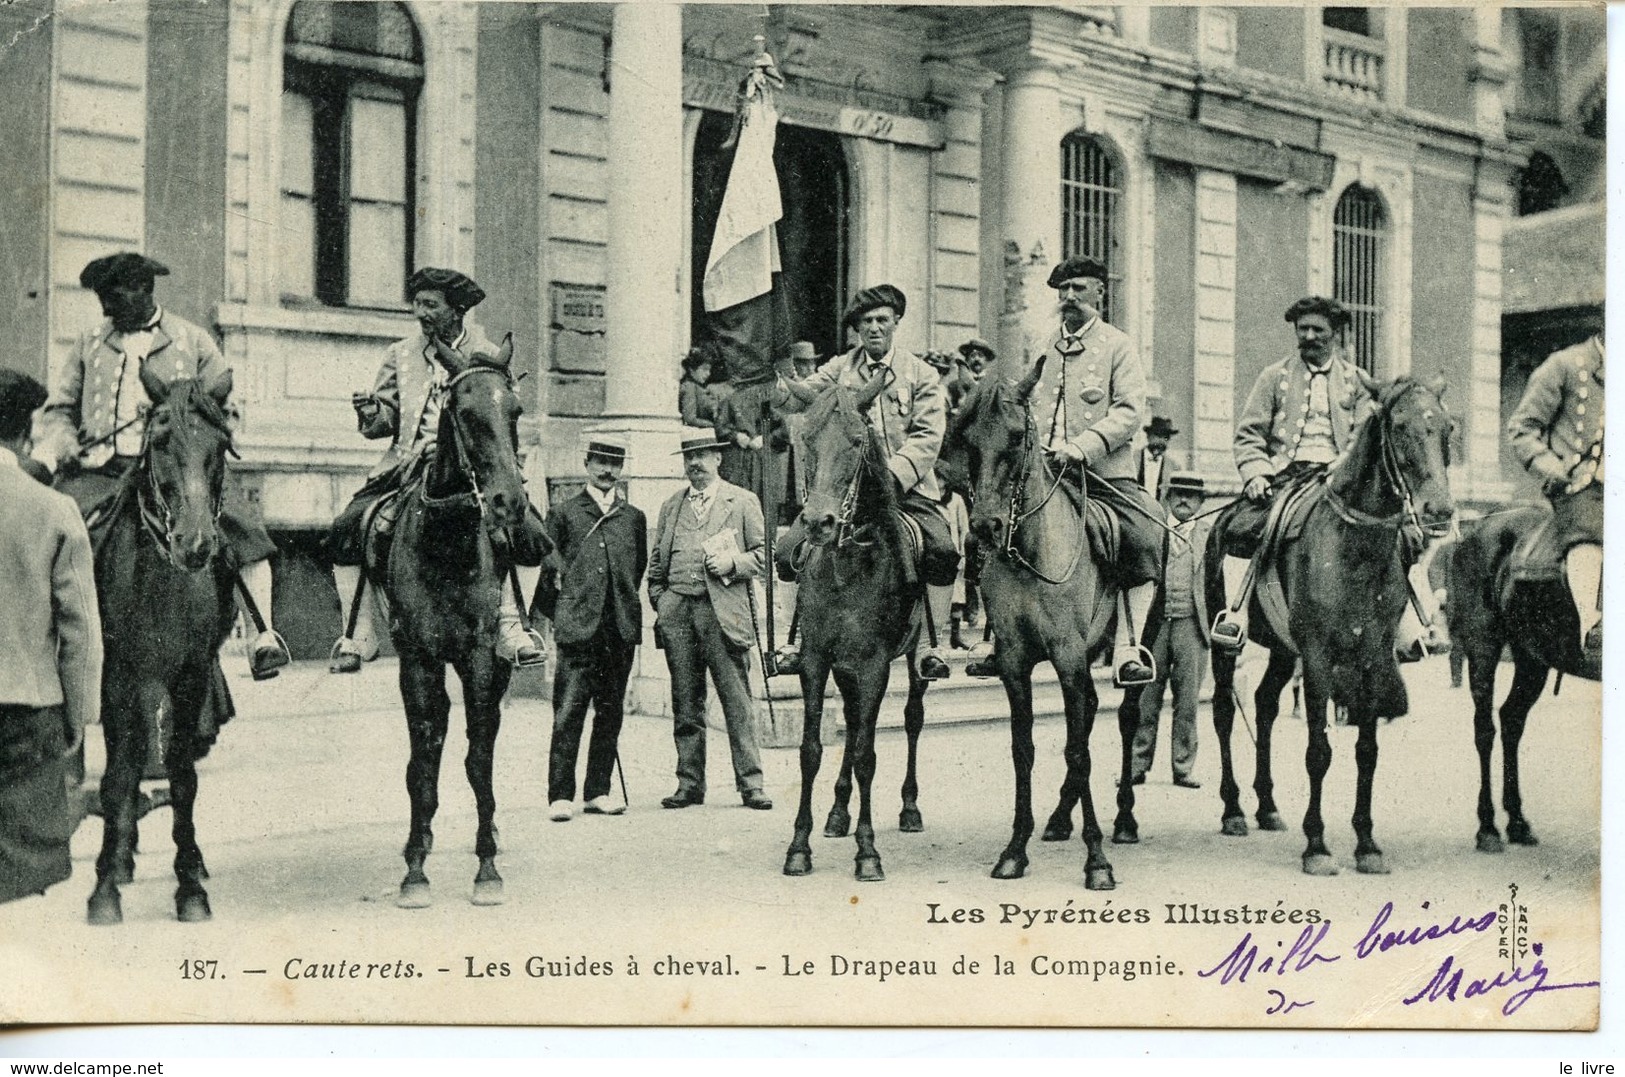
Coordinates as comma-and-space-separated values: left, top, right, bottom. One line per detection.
0, 369, 102, 904
532, 436, 647, 820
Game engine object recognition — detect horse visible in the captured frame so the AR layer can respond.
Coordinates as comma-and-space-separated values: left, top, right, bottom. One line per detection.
1203, 374, 1455, 875
382, 334, 532, 908
945, 358, 1131, 889
780, 374, 933, 881
1447, 504, 1600, 853
87, 367, 239, 925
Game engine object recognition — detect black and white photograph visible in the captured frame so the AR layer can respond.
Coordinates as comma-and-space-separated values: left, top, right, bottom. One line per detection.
0, 0, 1609, 1034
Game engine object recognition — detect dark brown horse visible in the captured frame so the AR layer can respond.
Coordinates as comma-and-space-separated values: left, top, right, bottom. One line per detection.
782, 376, 932, 881
1447, 505, 1600, 853
1203, 375, 1455, 875
946, 358, 1128, 889
383, 334, 532, 907
87, 368, 239, 925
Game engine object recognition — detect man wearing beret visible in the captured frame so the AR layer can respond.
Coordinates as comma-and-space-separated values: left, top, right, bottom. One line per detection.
1029, 256, 1163, 687
1211, 296, 1374, 654
0, 369, 101, 904
329, 267, 544, 672
531, 435, 647, 820
1508, 328, 1605, 662
34, 252, 290, 680
773, 284, 959, 681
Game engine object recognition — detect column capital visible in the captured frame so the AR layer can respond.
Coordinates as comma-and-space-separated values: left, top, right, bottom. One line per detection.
922, 57, 1001, 109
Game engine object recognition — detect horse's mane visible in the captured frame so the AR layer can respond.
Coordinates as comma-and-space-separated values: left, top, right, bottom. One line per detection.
157, 379, 235, 449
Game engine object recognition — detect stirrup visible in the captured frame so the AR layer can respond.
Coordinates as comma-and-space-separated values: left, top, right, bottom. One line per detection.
1210, 611, 1247, 655
503, 628, 548, 669
769, 646, 803, 677
918, 648, 951, 681
1113, 645, 1157, 688
964, 642, 999, 679
329, 638, 363, 675
250, 630, 291, 681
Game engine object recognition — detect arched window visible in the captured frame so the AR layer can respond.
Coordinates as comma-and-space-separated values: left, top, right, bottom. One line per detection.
1332, 185, 1386, 374
1060, 133, 1122, 323
1514, 152, 1569, 217
282, 1, 423, 308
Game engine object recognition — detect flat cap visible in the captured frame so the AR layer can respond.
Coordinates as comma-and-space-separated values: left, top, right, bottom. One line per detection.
80, 252, 169, 294
407, 267, 486, 312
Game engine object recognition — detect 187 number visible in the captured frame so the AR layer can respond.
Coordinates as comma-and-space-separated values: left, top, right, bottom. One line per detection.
179, 959, 220, 980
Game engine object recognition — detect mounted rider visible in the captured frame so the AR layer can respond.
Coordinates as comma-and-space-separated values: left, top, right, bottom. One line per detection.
772, 284, 960, 681
1508, 330, 1604, 663
327, 267, 543, 672
1027, 256, 1164, 688
1209, 296, 1375, 655
34, 252, 291, 681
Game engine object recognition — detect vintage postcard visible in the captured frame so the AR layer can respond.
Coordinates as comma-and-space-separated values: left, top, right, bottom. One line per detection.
0, 0, 1606, 1032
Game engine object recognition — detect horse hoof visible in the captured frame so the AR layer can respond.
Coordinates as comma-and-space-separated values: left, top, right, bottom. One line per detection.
1040, 821, 1072, 843
823, 812, 851, 839
472, 879, 505, 907
1355, 852, 1390, 875
1257, 811, 1287, 832
854, 856, 885, 883
1084, 866, 1116, 891
176, 892, 213, 923
1476, 831, 1505, 854
1507, 822, 1539, 846
1112, 819, 1140, 845
1220, 816, 1249, 837
397, 881, 432, 909
990, 854, 1028, 880
87, 893, 123, 926
1302, 853, 1339, 876
783, 850, 813, 877
898, 808, 923, 833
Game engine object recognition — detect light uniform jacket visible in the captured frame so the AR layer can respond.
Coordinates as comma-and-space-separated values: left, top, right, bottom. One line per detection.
789, 347, 946, 500
0, 451, 102, 735
1233, 352, 1372, 485
648, 480, 766, 651
1507, 336, 1605, 486
36, 310, 228, 472
1028, 319, 1147, 481
359, 324, 497, 480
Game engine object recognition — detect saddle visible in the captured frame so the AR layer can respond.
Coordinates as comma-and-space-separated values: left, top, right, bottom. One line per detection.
896, 509, 961, 589
1249, 480, 1329, 656
1056, 470, 1125, 586
1507, 505, 1564, 584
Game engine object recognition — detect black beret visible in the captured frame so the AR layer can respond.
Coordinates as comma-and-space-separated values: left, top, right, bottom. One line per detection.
843, 284, 906, 329
1284, 295, 1352, 331
1047, 257, 1109, 289
80, 252, 169, 294
0, 368, 47, 439
407, 267, 486, 312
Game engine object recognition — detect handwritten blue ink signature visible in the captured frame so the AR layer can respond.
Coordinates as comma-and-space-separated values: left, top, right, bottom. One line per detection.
1402, 942, 1601, 1017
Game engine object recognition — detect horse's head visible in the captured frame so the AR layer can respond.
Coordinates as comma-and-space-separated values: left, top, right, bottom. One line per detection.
951, 357, 1045, 546
431, 334, 529, 538
137, 365, 235, 572
797, 374, 888, 547
1350, 369, 1457, 538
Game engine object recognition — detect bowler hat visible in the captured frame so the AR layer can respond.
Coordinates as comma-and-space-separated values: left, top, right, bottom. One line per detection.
672, 433, 729, 455
958, 338, 996, 362
1144, 416, 1179, 439
1165, 472, 1205, 496
585, 434, 630, 463
1047, 257, 1108, 289
407, 267, 485, 312
789, 341, 822, 364
842, 284, 907, 329
80, 252, 169, 294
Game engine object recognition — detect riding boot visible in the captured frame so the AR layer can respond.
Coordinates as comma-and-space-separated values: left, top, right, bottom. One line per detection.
241, 560, 291, 680
1210, 555, 1252, 655
497, 576, 546, 668
915, 583, 953, 680
1112, 581, 1157, 688
1567, 543, 1603, 661
1393, 603, 1426, 663
331, 566, 380, 674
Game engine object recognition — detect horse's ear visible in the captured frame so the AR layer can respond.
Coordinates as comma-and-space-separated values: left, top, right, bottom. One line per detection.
1013, 354, 1046, 404
781, 375, 817, 405
488, 332, 514, 369
1352, 366, 1380, 398
855, 368, 889, 410
433, 338, 467, 375
205, 368, 233, 407
138, 364, 171, 406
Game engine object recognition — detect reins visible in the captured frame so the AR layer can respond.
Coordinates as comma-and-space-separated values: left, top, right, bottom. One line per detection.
1322, 380, 1445, 539
419, 364, 511, 519
133, 396, 229, 570
991, 400, 1088, 586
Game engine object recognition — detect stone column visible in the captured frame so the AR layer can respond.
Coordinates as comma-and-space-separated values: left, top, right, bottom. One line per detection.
1193, 170, 1239, 481
1466, 9, 1515, 502
996, 60, 1063, 368
598, 3, 687, 714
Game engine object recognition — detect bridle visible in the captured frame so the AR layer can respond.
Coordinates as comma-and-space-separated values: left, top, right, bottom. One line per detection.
985, 394, 1088, 586
135, 402, 229, 571
1323, 380, 1452, 540
418, 364, 516, 531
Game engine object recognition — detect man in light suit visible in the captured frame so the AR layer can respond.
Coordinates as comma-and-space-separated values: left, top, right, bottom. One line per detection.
328, 267, 542, 672
0, 370, 102, 904
648, 433, 772, 811
34, 252, 289, 680
773, 284, 959, 680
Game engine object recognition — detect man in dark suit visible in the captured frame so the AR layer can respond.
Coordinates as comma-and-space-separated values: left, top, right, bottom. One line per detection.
1130, 472, 1210, 789
532, 436, 647, 820
648, 433, 771, 811
1137, 415, 1178, 501
0, 370, 102, 904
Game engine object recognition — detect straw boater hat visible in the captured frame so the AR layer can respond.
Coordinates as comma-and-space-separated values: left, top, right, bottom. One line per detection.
1165, 472, 1205, 497
672, 432, 729, 455
585, 433, 629, 463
